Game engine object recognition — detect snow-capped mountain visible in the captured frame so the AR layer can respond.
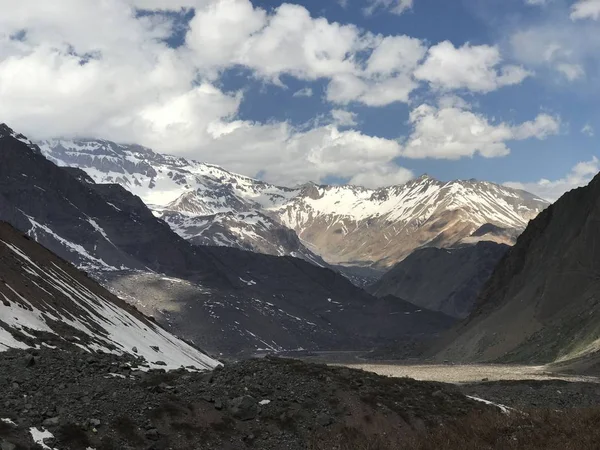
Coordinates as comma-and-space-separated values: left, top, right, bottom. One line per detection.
2, 126, 455, 357
38, 138, 549, 269
0, 221, 218, 370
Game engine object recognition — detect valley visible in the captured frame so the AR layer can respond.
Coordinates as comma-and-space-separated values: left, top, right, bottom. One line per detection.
2, 124, 600, 450
3, 0, 600, 447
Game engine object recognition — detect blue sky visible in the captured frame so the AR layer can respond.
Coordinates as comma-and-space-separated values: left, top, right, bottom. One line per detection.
1, 0, 599, 200
224, 0, 599, 188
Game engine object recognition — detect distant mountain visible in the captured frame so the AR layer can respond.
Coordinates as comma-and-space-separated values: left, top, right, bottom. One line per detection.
368, 242, 509, 318
0, 221, 218, 370
1, 125, 454, 357
38, 139, 548, 270
433, 171, 600, 371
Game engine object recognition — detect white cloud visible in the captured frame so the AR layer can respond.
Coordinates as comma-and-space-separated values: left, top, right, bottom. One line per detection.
325, 35, 426, 106
186, 1, 424, 107
331, 109, 358, 127
509, 17, 600, 83
365, 35, 426, 76
0, 0, 422, 188
293, 87, 313, 97
127, 0, 209, 9
227, 3, 367, 82
571, 0, 600, 20
202, 122, 406, 186
582, 123, 595, 137
556, 63, 585, 81
349, 165, 414, 188
525, 0, 549, 5
185, 0, 267, 73
401, 102, 560, 159
327, 73, 418, 106
505, 157, 600, 201
0, 0, 561, 190
414, 41, 531, 92
364, 0, 413, 16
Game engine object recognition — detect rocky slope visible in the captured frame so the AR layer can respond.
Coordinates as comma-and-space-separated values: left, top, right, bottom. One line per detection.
0, 349, 493, 450
433, 171, 600, 368
0, 221, 218, 370
2, 348, 600, 450
369, 242, 509, 318
38, 139, 548, 269
1, 125, 454, 357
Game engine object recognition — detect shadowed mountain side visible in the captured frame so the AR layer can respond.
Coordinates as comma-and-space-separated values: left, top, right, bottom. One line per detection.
369, 242, 509, 318
432, 171, 600, 371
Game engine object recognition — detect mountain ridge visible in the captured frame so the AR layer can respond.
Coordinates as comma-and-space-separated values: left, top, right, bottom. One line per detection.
1, 124, 455, 357
38, 138, 549, 269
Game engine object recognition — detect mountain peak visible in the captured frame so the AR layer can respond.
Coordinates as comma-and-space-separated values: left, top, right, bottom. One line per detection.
37, 136, 550, 269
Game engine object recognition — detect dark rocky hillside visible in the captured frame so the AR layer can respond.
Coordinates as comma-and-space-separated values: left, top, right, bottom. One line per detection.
434, 171, 600, 369
369, 242, 509, 318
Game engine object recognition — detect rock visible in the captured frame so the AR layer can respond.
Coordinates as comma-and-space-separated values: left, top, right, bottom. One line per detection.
0, 440, 16, 450
214, 399, 223, 410
90, 418, 101, 427
23, 354, 35, 368
316, 413, 333, 427
201, 372, 214, 384
154, 361, 167, 366
146, 428, 160, 441
229, 396, 258, 421
42, 416, 60, 427
481, 378, 489, 382
132, 346, 138, 354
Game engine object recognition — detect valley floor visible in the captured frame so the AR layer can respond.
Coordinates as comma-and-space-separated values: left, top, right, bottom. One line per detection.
337, 363, 599, 384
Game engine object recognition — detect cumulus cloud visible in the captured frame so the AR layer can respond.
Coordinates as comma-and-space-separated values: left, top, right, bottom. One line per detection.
510, 16, 600, 82
0, 0, 541, 189
582, 123, 595, 137
201, 122, 405, 186
349, 165, 414, 188
414, 41, 530, 92
556, 63, 585, 81
293, 87, 313, 97
571, 0, 600, 20
0, 0, 421, 188
505, 157, 600, 202
401, 102, 560, 159
330, 109, 358, 127
364, 0, 413, 16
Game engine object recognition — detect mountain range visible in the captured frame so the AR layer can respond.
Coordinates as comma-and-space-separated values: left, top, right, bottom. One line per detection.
0, 124, 455, 358
38, 139, 548, 272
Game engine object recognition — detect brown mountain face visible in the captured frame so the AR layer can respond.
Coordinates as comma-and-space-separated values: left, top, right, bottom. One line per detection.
275, 178, 547, 270
368, 242, 509, 319
433, 172, 600, 370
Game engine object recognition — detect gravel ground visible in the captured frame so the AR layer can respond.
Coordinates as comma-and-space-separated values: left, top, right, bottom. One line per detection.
0, 348, 490, 450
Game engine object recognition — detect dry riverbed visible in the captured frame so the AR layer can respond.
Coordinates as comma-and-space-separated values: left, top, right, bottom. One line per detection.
336, 363, 600, 384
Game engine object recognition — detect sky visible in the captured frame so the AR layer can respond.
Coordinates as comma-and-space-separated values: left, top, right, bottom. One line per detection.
0, 0, 599, 201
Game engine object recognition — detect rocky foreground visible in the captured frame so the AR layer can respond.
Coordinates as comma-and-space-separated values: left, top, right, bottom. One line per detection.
2, 349, 600, 450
